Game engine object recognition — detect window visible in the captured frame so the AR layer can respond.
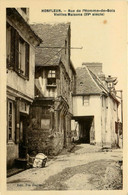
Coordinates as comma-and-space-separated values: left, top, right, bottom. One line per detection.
18, 38, 29, 77
6, 24, 11, 65
19, 38, 26, 75
47, 70, 56, 86
83, 96, 90, 106
7, 100, 15, 141
6, 23, 16, 68
6, 23, 29, 79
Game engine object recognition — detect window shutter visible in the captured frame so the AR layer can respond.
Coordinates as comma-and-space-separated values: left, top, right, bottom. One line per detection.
25, 43, 29, 79
10, 27, 15, 68
14, 31, 19, 71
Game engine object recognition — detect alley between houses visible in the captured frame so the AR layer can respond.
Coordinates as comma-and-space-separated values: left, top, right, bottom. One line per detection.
7, 144, 123, 191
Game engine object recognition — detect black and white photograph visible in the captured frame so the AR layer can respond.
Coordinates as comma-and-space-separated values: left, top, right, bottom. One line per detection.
0, 0, 127, 194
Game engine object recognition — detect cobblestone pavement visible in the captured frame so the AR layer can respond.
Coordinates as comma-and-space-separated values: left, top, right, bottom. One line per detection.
7, 144, 123, 191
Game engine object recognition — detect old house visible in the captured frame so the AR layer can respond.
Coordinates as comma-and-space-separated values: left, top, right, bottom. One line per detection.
28, 23, 76, 156
6, 8, 42, 168
72, 63, 120, 148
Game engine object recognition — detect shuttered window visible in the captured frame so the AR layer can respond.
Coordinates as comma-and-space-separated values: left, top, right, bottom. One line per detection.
25, 42, 29, 79
6, 24, 11, 66
6, 23, 30, 79
18, 38, 26, 76
6, 23, 15, 68
7, 100, 15, 142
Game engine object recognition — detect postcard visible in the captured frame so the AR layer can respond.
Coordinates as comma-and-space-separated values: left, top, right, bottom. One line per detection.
0, 0, 127, 195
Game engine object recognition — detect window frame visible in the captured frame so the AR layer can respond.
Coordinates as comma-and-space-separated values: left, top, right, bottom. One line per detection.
83, 96, 90, 106
6, 23, 30, 80
7, 100, 15, 142
47, 70, 56, 87
18, 37, 26, 76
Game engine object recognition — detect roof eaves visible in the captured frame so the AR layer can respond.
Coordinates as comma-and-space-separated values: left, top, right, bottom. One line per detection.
72, 93, 101, 96
36, 63, 59, 67
7, 8, 42, 45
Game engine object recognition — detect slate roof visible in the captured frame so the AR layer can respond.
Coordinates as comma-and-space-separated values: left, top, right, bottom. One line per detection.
75, 66, 108, 95
31, 23, 70, 66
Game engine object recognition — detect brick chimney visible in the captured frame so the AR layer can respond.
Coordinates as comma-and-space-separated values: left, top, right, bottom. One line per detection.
82, 62, 102, 76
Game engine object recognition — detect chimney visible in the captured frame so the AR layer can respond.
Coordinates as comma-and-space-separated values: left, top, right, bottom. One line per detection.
82, 62, 102, 76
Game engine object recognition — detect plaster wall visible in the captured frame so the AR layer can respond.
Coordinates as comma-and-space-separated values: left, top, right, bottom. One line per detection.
73, 95, 102, 144
7, 47, 35, 99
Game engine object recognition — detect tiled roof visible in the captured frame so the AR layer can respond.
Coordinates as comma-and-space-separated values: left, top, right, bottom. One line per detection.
31, 23, 70, 66
75, 66, 108, 95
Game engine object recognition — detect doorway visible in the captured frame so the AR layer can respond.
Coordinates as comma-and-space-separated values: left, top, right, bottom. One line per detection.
79, 121, 90, 143
73, 116, 94, 144
19, 114, 28, 158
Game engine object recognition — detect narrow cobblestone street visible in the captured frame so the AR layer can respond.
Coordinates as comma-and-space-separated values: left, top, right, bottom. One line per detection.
7, 144, 123, 191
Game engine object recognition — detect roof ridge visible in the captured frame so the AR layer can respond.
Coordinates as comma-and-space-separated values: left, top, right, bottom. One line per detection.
30, 22, 70, 26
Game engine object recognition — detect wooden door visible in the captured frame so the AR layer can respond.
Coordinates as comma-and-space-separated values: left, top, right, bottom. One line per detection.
19, 114, 28, 158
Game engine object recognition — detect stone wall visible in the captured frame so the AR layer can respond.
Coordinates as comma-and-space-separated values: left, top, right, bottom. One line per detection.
28, 128, 64, 156
7, 144, 18, 169
28, 103, 66, 156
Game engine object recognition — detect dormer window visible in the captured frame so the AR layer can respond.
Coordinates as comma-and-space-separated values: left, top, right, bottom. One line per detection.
47, 70, 56, 86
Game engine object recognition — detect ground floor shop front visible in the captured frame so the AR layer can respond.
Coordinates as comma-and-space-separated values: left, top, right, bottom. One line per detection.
7, 87, 32, 169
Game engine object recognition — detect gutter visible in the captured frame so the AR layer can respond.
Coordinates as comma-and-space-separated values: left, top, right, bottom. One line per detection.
72, 93, 101, 96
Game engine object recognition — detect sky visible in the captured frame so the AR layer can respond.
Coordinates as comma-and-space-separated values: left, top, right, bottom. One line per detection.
29, 0, 127, 91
